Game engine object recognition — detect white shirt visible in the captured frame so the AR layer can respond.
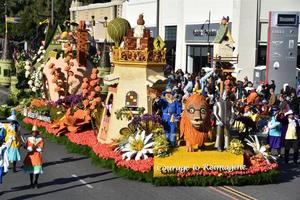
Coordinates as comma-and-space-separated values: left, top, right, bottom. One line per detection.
0, 137, 13, 172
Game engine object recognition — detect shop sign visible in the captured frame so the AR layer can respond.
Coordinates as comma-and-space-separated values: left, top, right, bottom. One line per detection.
186, 23, 231, 43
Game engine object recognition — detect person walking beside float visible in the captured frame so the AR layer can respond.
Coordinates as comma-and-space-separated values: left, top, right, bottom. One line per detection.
0, 135, 15, 184
23, 125, 44, 188
5, 111, 21, 172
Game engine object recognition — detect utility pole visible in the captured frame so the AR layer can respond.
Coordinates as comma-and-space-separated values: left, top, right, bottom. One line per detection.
2, 0, 8, 59
156, 0, 160, 36
207, 10, 211, 62
51, 0, 54, 26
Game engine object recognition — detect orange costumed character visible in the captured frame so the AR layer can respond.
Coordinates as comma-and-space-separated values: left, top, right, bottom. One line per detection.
180, 94, 211, 152
23, 125, 44, 189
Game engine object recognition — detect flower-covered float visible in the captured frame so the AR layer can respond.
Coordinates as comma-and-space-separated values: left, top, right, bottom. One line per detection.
18, 16, 278, 186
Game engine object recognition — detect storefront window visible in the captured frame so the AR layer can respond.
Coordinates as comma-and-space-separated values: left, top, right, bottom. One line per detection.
257, 45, 266, 66
186, 45, 213, 74
297, 46, 300, 68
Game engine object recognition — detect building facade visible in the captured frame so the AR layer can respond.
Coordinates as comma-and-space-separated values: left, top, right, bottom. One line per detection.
69, 0, 123, 44
122, 0, 300, 83
71, 0, 300, 83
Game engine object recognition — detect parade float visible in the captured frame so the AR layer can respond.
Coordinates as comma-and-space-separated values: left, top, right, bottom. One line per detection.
18, 15, 279, 186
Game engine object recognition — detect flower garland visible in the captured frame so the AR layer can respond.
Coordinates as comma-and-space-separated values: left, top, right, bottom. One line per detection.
22, 117, 279, 177
22, 117, 154, 173
25, 45, 47, 94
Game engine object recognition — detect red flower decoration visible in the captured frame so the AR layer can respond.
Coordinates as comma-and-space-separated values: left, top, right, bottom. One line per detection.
64, 66, 71, 72
92, 68, 99, 74
82, 82, 89, 89
90, 74, 97, 80
68, 71, 74, 76
95, 86, 101, 92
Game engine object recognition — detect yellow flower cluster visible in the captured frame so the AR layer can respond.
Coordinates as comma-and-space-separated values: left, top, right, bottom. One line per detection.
227, 139, 244, 155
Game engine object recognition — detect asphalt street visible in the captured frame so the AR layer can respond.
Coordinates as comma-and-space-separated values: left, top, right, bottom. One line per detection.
0, 130, 237, 200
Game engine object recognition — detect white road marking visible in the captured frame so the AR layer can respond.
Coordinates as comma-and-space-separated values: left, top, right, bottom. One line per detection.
71, 174, 94, 189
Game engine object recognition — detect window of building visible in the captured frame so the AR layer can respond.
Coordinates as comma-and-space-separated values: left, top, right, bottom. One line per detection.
165, 26, 177, 41
257, 45, 267, 66
297, 46, 300, 69
165, 26, 177, 67
72, 11, 76, 21
3, 69, 10, 77
125, 91, 138, 107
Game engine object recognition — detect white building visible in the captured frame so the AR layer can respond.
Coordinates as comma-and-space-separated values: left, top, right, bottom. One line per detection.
122, 0, 300, 83
70, 0, 300, 83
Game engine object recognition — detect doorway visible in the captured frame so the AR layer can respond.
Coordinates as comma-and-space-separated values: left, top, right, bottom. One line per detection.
186, 45, 213, 74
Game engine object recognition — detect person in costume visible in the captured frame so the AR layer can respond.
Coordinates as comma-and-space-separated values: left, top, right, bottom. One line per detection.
213, 95, 234, 151
23, 125, 44, 188
280, 110, 300, 164
5, 110, 21, 172
267, 107, 282, 157
154, 87, 182, 147
0, 134, 14, 184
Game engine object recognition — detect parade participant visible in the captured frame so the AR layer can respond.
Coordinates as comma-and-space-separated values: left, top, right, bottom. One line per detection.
267, 107, 282, 157
261, 99, 270, 116
183, 76, 193, 96
268, 88, 276, 107
213, 95, 234, 151
279, 95, 290, 113
23, 125, 44, 188
289, 91, 299, 115
5, 111, 21, 172
0, 135, 14, 184
246, 88, 258, 105
154, 87, 182, 147
198, 68, 215, 96
282, 110, 299, 164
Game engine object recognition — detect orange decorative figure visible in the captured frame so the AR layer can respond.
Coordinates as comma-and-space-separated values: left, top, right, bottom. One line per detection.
180, 94, 210, 152
23, 125, 44, 189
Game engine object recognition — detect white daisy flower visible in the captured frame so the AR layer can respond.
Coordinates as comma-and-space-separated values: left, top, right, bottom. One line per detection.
25, 65, 31, 70
121, 131, 154, 161
25, 71, 30, 78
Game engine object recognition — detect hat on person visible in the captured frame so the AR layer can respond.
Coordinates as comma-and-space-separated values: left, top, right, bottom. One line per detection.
163, 86, 175, 95
262, 99, 268, 104
285, 110, 294, 116
270, 106, 279, 114
7, 110, 17, 121
32, 125, 38, 132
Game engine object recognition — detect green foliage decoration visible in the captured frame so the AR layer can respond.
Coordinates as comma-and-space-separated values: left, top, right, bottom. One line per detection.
107, 18, 131, 47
